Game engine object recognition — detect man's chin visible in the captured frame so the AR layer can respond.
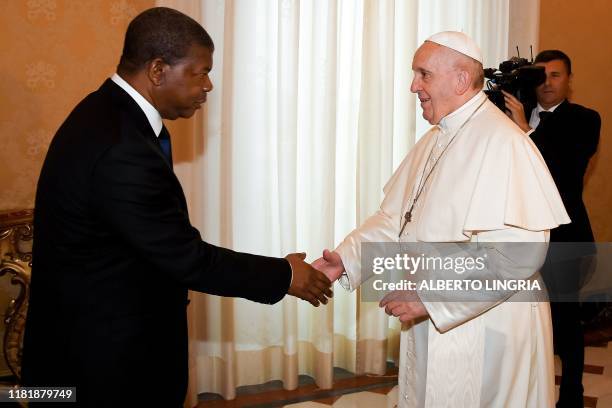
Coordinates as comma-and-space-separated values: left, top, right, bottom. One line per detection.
161, 106, 200, 120
181, 112, 196, 119
177, 107, 198, 119
539, 98, 561, 110
422, 112, 436, 125
161, 110, 180, 120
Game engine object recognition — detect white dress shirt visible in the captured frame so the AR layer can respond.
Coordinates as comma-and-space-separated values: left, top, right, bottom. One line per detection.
528, 101, 562, 130
111, 73, 163, 137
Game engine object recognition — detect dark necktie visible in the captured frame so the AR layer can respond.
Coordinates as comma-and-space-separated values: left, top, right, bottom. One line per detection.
538, 110, 552, 122
158, 126, 173, 166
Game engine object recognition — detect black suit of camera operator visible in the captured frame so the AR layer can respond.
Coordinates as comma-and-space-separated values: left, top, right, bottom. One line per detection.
504, 50, 600, 408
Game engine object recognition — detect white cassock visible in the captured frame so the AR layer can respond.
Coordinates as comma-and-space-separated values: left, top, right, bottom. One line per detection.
335, 91, 570, 407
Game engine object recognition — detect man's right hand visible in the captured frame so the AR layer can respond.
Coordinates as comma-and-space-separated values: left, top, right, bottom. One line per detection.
502, 90, 532, 133
285, 253, 333, 307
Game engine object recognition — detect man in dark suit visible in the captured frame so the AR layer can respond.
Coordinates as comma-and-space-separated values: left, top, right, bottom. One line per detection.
505, 50, 601, 408
21, 7, 332, 407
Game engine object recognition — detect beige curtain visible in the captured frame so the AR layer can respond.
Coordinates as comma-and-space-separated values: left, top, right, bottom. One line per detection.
508, 0, 540, 58
156, 1, 515, 407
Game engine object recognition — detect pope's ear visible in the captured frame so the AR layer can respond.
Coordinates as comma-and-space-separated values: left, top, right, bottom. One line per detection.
147, 58, 167, 86
456, 69, 471, 94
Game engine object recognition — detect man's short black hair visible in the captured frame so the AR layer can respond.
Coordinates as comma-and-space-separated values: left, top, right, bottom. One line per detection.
118, 7, 214, 74
534, 50, 572, 74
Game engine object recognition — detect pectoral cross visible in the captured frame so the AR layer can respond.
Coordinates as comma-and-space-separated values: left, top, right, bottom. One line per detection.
398, 210, 412, 238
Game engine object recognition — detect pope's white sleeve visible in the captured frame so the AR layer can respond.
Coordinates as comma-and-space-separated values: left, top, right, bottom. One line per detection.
334, 209, 398, 292
418, 227, 549, 333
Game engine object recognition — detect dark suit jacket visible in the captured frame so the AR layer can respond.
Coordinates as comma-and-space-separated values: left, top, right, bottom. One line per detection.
529, 100, 600, 242
21, 79, 292, 407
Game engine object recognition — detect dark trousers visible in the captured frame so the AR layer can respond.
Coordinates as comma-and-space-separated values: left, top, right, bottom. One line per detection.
550, 300, 584, 406
542, 257, 585, 407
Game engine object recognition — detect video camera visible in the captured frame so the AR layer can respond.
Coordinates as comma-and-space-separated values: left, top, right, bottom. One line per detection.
484, 48, 546, 114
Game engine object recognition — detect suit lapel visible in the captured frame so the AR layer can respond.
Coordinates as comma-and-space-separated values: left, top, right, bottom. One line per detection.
99, 79, 188, 212
551, 99, 570, 119
530, 99, 570, 146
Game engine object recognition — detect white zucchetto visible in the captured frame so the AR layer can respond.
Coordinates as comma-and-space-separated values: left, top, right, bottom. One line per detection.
426, 31, 483, 63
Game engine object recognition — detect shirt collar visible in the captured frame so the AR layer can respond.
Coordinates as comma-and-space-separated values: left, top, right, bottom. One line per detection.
111, 73, 163, 137
536, 101, 563, 114
438, 91, 487, 134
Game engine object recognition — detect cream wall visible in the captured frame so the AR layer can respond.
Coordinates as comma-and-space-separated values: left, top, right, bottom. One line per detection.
539, 0, 612, 241
0, 0, 154, 210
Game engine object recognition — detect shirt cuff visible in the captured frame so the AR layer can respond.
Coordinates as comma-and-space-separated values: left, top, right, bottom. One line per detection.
338, 271, 352, 291
286, 258, 293, 288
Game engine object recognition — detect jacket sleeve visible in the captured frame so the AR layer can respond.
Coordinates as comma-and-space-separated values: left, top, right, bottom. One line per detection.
579, 109, 601, 160
91, 141, 291, 304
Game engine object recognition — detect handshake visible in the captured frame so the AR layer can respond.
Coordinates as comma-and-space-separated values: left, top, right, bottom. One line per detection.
286, 250, 427, 322
284, 250, 343, 307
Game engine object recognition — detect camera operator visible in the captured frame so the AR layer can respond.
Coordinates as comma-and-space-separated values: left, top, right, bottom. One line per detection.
504, 49, 600, 408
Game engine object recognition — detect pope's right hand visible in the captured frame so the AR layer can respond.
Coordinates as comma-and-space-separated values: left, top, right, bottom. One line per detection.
285, 252, 333, 307
312, 249, 345, 282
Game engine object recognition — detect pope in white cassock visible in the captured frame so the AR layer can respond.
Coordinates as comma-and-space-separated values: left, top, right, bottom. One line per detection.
313, 32, 570, 407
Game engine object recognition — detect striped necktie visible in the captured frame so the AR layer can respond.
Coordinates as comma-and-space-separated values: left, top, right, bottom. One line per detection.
158, 126, 173, 166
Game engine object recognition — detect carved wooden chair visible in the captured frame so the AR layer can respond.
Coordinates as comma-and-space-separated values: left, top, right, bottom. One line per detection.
0, 209, 33, 384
